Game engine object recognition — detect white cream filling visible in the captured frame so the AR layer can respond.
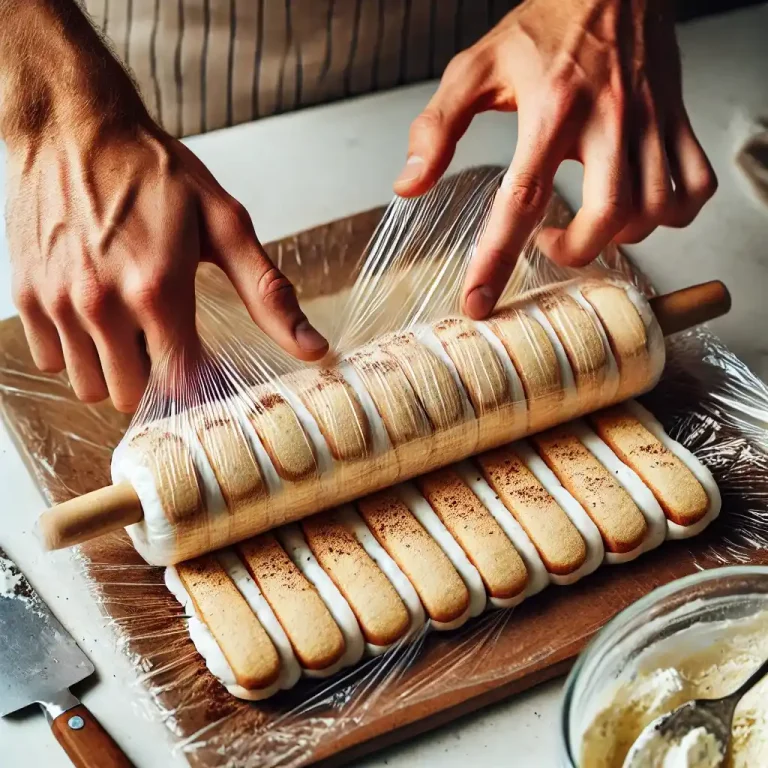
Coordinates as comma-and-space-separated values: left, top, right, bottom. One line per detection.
396, 482, 488, 622
416, 325, 476, 422
569, 420, 668, 563
112, 440, 176, 566
568, 286, 621, 404
624, 400, 722, 539
472, 319, 527, 420
217, 549, 301, 690
336, 504, 427, 640
453, 460, 550, 600
275, 524, 366, 671
510, 439, 605, 585
164, 566, 283, 701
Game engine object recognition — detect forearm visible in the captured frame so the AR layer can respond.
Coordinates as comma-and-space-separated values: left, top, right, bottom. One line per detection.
0, 0, 146, 147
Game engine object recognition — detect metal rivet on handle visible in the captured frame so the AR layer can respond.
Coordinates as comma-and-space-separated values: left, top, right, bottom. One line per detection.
68, 715, 85, 730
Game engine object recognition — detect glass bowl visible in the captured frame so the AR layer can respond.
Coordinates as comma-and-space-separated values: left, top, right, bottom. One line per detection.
559, 565, 768, 767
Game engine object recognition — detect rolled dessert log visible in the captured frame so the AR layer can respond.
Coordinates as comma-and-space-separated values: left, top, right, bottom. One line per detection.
165, 401, 721, 701
38, 278, 730, 566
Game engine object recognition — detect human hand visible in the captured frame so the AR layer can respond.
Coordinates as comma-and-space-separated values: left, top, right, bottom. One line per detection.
395, 0, 717, 319
5, 120, 328, 412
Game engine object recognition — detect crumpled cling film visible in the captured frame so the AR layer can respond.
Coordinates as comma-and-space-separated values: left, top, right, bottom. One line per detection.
117, 167, 665, 566
3, 167, 768, 768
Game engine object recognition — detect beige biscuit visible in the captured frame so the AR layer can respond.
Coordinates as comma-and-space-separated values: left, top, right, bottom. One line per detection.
191, 404, 266, 517
126, 421, 204, 526
178, 555, 281, 690
346, 347, 432, 446
379, 332, 464, 432
302, 510, 411, 646
589, 406, 709, 526
245, 385, 318, 482
539, 293, 607, 412
580, 282, 650, 400
532, 426, 649, 553
286, 367, 372, 462
476, 446, 587, 575
417, 468, 528, 599
432, 317, 511, 416
357, 490, 470, 623
236, 533, 346, 670
485, 309, 563, 432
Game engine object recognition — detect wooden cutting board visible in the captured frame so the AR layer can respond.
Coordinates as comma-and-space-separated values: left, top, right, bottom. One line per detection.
1, 192, 767, 768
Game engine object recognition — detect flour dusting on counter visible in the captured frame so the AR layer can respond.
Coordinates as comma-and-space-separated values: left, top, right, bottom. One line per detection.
0, 556, 23, 597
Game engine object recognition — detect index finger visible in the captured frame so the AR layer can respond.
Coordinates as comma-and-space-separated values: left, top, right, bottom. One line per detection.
462, 128, 560, 319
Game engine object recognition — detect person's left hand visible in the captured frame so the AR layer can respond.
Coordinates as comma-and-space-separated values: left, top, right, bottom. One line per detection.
393, 0, 717, 320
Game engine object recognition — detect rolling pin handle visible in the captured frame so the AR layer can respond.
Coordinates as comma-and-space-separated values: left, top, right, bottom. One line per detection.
650, 280, 731, 336
37, 482, 144, 551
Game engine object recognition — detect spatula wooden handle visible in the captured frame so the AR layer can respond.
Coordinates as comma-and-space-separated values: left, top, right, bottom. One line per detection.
51, 704, 134, 768
650, 280, 731, 337
37, 482, 143, 551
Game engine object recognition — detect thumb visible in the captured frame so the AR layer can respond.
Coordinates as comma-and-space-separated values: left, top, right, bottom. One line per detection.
204, 199, 329, 361
394, 52, 489, 198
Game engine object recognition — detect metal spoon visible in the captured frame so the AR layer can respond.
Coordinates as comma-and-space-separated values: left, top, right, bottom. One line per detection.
622, 657, 768, 767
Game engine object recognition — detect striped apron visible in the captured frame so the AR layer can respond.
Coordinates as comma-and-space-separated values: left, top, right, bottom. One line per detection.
84, 0, 518, 137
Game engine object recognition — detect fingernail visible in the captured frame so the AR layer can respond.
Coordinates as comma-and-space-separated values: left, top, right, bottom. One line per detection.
395, 155, 425, 186
294, 319, 328, 353
465, 285, 497, 320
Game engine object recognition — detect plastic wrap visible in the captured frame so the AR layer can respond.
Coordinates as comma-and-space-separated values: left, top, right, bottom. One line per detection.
2, 167, 768, 767
114, 167, 665, 566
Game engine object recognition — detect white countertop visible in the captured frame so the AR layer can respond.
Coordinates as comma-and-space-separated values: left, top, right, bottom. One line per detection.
1, 6, 766, 767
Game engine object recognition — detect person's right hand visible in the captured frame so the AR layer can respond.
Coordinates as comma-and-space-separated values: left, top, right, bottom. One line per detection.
5, 118, 328, 413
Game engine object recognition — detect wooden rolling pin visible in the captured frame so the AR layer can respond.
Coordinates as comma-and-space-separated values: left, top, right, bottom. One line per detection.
36, 279, 731, 555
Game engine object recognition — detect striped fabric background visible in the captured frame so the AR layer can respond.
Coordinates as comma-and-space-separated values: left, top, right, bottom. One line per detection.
83, 0, 519, 138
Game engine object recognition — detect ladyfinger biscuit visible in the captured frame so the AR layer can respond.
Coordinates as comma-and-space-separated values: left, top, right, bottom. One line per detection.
122, 422, 203, 525
286, 368, 372, 462
580, 282, 649, 400
177, 555, 281, 690
532, 426, 649, 553
416, 468, 528, 599
346, 347, 432, 446
485, 309, 563, 432
476, 447, 587, 575
302, 510, 411, 646
539, 293, 607, 411
589, 406, 709, 526
379, 332, 464, 432
432, 317, 511, 416
245, 385, 318, 482
236, 533, 346, 671
357, 490, 470, 624
191, 404, 266, 515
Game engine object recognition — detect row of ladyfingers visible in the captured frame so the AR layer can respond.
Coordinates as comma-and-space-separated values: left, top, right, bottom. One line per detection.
166, 401, 720, 699
117, 278, 665, 564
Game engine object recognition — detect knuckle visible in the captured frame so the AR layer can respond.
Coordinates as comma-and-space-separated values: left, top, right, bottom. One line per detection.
596, 195, 630, 229
504, 173, 550, 218
74, 283, 112, 324
77, 389, 108, 405
224, 199, 255, 237
444, 50, 475, 81
11, 281, 37, 315
689, 168, 718, 202
258, 266, 295, 307
410, 109, 444, 139
45, 289, 73, 323
126, 272, 174, 316
644, 190, 673, 222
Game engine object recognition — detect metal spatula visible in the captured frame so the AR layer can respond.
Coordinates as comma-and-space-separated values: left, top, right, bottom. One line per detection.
0, 548, 132, 767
